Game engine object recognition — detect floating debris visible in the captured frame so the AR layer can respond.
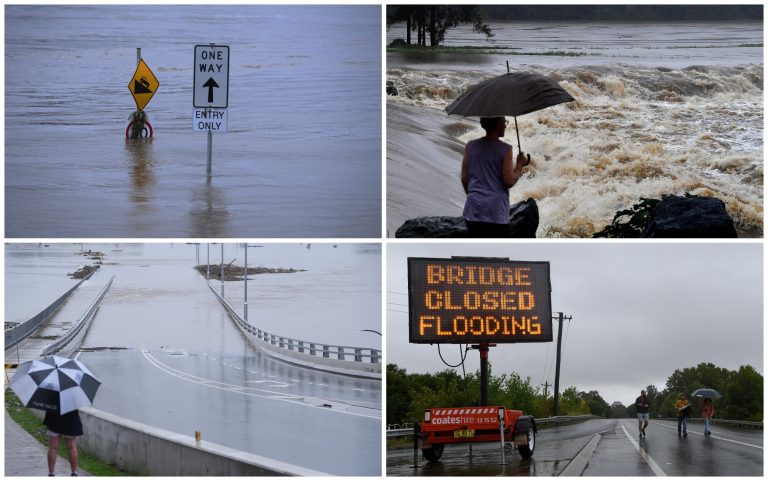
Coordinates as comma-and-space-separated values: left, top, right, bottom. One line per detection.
194, 264, 305, 281
79, 347, 130, 352
69, 264, 100, 279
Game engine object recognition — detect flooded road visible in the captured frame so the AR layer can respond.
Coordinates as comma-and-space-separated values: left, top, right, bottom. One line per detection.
5, 243, 382, 475
387, 418, 763, 476
6, 5, 381, 237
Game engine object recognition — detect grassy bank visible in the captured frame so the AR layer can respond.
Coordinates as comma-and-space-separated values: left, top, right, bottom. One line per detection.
5, 389, 135, 476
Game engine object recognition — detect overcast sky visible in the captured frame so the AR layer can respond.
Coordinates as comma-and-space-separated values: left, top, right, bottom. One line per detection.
386, 242, 763, 407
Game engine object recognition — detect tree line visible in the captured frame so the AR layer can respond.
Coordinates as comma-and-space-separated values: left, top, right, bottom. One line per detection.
387, 362, 763, 425
386, 6, 493, 47
623, 363, 763, 422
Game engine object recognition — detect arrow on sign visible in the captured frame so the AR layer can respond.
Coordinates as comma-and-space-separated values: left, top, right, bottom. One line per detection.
203, 77, 219, 103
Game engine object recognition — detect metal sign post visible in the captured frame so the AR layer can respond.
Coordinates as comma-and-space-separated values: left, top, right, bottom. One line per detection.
207, 118, 213, 176
498, 408, 506, 465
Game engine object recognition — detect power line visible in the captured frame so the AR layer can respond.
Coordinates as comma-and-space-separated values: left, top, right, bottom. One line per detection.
386, 308, 409, 314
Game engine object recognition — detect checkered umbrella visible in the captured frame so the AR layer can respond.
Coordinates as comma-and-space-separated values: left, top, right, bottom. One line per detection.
9, 356, 101, 415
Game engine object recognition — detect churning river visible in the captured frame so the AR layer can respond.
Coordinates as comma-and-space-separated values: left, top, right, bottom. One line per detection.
386, 21, 763, 237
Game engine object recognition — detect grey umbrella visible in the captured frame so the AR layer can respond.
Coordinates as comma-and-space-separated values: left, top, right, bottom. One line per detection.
445, 67, 575, 152
691, 388, 722, 399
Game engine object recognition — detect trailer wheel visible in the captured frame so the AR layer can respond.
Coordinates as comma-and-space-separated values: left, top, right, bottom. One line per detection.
518, 425, 536, 459
422, 443, 444, 462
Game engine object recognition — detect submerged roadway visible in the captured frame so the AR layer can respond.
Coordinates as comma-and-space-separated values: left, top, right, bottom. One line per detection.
8, 245, 381, 476
387, 418, 762, 476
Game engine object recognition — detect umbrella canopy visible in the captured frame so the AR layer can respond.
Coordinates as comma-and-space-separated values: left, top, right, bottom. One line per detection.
691, 388, 722, 399
9, 356, 101, 414
445, 72, 575, 118
446, 72, 575, 150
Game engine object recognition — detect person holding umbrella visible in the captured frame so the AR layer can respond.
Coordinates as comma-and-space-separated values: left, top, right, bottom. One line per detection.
691, 388, 722, 437
9, 355, 100, 476
447, 68, 575, 237
701, 398, 715, 436
460, 116, 530, 237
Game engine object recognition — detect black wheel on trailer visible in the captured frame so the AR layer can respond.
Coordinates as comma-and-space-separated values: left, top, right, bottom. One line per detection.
518, 425, 536, 459
422, 443, 444, 462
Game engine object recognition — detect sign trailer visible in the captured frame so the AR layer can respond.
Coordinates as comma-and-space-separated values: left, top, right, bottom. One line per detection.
407, 257, 554, 464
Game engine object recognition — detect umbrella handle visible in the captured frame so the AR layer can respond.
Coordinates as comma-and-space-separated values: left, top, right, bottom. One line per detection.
514, 116, 521, 152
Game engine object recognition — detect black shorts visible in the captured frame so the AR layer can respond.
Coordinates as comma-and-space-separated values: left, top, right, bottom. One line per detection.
43, 410, 83, 437
465, 220, 508, 238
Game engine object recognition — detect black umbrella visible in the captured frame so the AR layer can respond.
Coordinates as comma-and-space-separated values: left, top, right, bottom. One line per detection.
9, 355, 101, 415
691, 388, 722, 399
445, 66, 575, 151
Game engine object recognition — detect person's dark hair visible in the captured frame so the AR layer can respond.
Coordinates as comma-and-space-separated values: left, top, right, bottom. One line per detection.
480, 116, 504, 132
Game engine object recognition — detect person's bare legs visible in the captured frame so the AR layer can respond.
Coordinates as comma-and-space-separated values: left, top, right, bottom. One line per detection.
48, 435, 61, 475
65, 437, 78, 475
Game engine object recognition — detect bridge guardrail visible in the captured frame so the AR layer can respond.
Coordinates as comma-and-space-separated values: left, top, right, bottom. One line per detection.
5, 270, 97, 351
207, 284, 381, 372
41, 276, 115, 357
659, 417, 763, 431
386, 415, 598, 438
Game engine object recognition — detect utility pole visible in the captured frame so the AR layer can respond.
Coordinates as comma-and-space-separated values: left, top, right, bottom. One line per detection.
220, 243, 224, 296
244, 243, 248, 322
541, 381, 550, 398
552, 312, 572, 417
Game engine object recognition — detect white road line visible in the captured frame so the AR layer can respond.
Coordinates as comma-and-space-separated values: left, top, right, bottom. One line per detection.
141, 349, 379, 420
143, 349, 298, 398
620, 424, 668, 476
648, 421, 763, 450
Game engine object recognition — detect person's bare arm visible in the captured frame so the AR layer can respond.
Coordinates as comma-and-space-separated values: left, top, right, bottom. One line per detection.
503, 150, 529, 188
461, 145, 469, 194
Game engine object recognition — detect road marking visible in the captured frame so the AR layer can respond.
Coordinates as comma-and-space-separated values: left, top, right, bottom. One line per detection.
141, 349, 379, 420
648, 421, 763, 450
559, 433, 600, 476
620, 424, 667, 476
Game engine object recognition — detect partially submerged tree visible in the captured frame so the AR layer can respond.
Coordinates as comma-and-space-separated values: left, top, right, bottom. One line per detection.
387, 5, 494, 47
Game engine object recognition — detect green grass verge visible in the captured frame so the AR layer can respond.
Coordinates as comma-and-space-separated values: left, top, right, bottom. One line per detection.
5, 388, 136, 476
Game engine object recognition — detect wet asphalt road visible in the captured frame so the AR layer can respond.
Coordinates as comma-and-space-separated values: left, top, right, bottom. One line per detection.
387, 418, 763, 476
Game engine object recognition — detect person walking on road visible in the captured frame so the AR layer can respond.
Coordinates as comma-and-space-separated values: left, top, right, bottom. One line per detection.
44, 409, 83, 476
461, 116, 530, 238
701, 398, 715, 436
635, 389, 650, 437
676, 394, 691, 438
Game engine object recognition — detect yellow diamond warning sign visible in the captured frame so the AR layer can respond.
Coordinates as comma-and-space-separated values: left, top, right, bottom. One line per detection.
128, 59, 159, 111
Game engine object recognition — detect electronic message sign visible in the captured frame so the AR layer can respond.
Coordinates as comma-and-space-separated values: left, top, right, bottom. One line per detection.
408, 257, 552, 344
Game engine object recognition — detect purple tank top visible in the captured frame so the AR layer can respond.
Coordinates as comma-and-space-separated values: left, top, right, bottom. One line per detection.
463, 138, 512, 224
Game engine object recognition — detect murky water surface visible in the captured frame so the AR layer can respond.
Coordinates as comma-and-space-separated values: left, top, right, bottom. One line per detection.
6, 5, 381, 237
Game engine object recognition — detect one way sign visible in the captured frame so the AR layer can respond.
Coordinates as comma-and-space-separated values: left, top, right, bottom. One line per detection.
194, 44, 229, 108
